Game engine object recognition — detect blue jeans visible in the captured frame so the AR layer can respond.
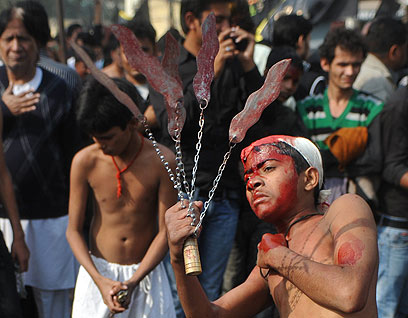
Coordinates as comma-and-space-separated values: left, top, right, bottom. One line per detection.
377, 225, 408, 318
196, 192, 240, 301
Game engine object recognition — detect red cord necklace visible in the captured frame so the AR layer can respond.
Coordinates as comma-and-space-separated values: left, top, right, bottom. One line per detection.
111, 134, 144, 198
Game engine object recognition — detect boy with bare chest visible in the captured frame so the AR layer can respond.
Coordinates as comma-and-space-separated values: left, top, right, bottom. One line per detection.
66, 78, 177, 317
165, 135, 378, 318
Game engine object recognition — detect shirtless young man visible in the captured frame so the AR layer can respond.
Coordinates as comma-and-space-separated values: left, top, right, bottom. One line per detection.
165, 135, 378, 317
66, 78, 177, 317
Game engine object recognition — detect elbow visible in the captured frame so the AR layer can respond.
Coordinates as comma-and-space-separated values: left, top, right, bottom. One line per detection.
336, 285, 368, 313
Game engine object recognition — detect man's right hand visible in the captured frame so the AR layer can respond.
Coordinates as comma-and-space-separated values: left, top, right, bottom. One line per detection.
96, 277, 127, 315
214, 28, 236, 78
165, 200, 203, 263
1, 82, 40, 116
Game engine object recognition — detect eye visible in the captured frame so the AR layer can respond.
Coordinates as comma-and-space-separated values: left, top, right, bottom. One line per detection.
263, 165, 275, 173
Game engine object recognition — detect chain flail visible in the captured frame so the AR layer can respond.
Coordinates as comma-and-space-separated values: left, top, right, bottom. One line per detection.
142, 117, 185, 205
194, 142, 236, 234
187, 98, 208, 223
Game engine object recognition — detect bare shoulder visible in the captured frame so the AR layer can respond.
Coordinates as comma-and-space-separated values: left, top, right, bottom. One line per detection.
72, 144, 101, 171
324, 193, 376, 236
143, 139, 176, 166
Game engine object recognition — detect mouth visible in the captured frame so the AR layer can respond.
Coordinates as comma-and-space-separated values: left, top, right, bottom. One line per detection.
252, 192, 267, 205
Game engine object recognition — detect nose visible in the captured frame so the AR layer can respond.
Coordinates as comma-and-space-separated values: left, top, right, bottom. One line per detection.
10, 38, 20, 51
344, 65, 354, 76
246, 175, 263, 191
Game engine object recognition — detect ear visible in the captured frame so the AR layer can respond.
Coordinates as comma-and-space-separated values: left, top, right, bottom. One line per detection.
128, 117, 139, 130
320, 58, 330, 73
388, 44, 399, 59
296, 34, 304, 49
184, 11, 199, 33
303, 167, 319, 192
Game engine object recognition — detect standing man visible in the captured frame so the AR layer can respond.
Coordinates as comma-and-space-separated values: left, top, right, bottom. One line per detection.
377, 86, 408, 318
354, 17, 407, 103
165, 135, 378, 318
67, 78, 177, 318
0, 4, 80, 317
0, 105, 29, 318
297, 27, 383, 203
150, 0, 263, 307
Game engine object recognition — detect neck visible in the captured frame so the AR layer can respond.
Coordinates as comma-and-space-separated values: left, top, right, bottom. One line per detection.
274, 204, 318, 235
327, 84, 353, 103
114, 130, 142, 163
6, 65, 36, 85
183, 32, 201, 57
283, 209, 323, 241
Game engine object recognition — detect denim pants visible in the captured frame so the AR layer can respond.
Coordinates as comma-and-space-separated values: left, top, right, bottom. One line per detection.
164, 189, 240, 317
377, 225, 408, 318
196, 192, 240, 301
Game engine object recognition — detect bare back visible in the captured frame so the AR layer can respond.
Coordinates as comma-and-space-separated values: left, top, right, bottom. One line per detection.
79, 139, 175, 264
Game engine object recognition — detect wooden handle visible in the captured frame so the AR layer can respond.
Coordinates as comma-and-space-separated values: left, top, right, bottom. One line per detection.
183, 236, 202, 275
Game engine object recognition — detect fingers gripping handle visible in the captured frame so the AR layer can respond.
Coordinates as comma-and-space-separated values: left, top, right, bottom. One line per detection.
183, 236, 202, 275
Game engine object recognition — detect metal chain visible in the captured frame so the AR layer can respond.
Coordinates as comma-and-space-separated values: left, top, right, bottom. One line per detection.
194, 142, 236, 234
142, 118, 185, 203
187, 99, 208, 222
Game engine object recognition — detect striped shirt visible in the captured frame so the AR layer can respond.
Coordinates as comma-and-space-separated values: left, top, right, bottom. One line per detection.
297, 89, 384, 150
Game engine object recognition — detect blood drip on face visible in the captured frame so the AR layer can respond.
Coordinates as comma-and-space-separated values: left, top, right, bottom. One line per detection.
244, 144, 298, 224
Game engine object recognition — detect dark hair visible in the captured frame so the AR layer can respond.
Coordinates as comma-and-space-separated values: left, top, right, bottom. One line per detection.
319, 27, 367, 64
0, 1, 49, 46
67, 23, 82, 38
272, 14, 312, 48
365, 17, 407, 54
123, 20, 156, 46
231, 0, 255, 34
266, 46, 304, 72
76, 78, 143, 134
73, 45, 95, 63
180, 0, 231, 34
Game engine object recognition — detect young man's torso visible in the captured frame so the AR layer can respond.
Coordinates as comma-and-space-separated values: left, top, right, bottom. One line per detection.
80, 138, 164, 265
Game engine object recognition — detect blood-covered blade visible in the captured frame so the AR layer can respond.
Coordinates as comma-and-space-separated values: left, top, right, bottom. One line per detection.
70, 41, 143, 120
161, 32, 182, 87
229, 59, 291, 143
193, 13, 219, 105
111, 24, 185, 137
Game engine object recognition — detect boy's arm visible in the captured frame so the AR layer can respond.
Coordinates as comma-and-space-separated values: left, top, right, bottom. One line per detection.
118, 147, 178, 289
66, 151, 126, 314
0, 109, 29, 271
258, 193, 378, 314
165, 201, 272, 318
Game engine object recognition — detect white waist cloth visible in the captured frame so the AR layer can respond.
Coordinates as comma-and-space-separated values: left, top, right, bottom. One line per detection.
72, 255, 176, 318
0, 215, 78, 290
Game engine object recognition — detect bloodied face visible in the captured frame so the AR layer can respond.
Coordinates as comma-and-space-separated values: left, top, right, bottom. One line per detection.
243, 144, 300, 224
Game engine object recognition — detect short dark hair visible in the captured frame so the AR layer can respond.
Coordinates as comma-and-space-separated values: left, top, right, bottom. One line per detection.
0, 1, 50, 46
272, 14, 312, 48
123, 20, 156, 46
266, 46, 304, 73
365, 17, 407, 54
67, 23, 82, 38
319, 27, 367, 64
76, 78, 143, 135
180, 0, 231, 34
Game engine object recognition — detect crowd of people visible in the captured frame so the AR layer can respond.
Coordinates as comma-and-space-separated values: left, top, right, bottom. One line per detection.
0, 0, 407, 317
